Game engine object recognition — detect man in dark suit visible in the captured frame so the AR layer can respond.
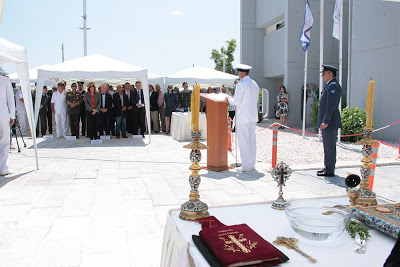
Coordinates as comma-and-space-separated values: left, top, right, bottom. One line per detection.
124, 82, 133, 133
128, 82, 138, 135
99, 84, 113, 135
77, 81, 87, 137
317, 65, 342, 177
38, 86, 50, 136
149, 84, 159, 133
46, 87, 53, 134
134, 81, 146, 137
113, 85, 130, 138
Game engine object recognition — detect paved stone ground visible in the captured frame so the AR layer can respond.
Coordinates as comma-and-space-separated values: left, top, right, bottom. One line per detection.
0, 134, 399, 266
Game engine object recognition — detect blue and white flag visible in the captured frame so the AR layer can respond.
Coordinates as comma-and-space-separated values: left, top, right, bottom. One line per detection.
299, 0, 314, 52
333, 0, 342, 40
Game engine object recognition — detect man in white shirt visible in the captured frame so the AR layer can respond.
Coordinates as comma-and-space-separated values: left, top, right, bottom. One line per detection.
0, 76, 16, 176
226, 64, 260, 172
15, 88, 29, 135
51, 81, 68, 138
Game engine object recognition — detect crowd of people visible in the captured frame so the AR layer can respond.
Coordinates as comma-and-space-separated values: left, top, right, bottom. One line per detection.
28, 80, 232, 140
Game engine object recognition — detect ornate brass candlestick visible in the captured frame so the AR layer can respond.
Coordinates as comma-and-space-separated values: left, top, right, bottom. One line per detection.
355, 127, 378, 206
179, 132, 210, 221
271, 161, 292, 210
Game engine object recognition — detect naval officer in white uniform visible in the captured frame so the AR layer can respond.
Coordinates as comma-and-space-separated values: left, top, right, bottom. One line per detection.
51, 81, 68, 138
226, 64, 260, 172
0, 76, 16, 176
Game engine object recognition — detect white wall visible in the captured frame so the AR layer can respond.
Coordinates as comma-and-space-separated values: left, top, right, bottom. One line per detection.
264, 28, 285, 77
241, 0, 266, 82
350, 0, 400, 142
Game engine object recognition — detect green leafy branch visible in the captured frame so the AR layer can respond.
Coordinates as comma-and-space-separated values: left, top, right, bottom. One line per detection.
346, 221, 371, 240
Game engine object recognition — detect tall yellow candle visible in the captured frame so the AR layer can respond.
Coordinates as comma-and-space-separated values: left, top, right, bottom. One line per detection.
365, 80, 374, 128
191, 84, 200, 132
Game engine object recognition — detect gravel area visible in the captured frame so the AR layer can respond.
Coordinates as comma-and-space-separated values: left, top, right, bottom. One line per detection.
231, 119, 399, 167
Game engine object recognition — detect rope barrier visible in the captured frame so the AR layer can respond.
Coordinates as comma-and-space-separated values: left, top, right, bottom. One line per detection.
257, 124, 273, 131
375, 139, 398, 149
257, 119, 399, 138
282, 125, 318, 136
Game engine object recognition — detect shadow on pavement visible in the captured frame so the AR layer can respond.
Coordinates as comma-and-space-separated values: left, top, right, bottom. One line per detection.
0, 170, 35, 189
323, 175, 346, 188
202, 170, 264, 181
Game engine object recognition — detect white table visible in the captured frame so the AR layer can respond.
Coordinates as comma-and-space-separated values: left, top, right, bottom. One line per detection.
170, 112, 207, 141
160, 198, 396, 267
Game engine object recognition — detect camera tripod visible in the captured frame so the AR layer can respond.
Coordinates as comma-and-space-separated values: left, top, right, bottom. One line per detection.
10, 112, 27, 152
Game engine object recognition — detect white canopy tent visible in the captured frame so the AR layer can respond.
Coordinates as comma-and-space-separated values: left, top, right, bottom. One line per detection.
8, 65, 55, 86
9, 54, 164, 87
165, 65, 238, 87
34, 54, 154, 143
0, 38, 39, 169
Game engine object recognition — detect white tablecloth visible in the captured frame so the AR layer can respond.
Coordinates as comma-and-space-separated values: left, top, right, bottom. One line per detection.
160, 198, 396, 267
170, 112, 207, 141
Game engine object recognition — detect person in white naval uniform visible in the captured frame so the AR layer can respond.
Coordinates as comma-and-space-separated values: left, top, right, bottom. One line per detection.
15, 88, 29, 134
0, 76, 16, 176
51, 81, 68, 138
226, 64, 259, 172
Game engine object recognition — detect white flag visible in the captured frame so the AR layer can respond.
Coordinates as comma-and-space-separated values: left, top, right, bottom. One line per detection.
299, 0, 313, 52
333, 0, 342, 40
0, 0, 4, 24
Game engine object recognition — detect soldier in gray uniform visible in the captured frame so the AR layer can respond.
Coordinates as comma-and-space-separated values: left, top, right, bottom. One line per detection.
317, 65, 342, 177
179, 82, 191, 112
66, 82, 82, 138
164, 85, 178, 134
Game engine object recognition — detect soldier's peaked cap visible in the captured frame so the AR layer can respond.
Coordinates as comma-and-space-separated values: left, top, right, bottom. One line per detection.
236, 64, 252, 72
321, 65, 338, 73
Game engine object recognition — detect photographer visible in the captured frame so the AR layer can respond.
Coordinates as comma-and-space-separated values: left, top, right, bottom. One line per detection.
0, 76, 15, 176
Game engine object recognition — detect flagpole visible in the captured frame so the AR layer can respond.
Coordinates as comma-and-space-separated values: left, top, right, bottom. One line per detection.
337, 0, 343, 143
347, 0, 352, 108
318, 0, 325, 142
302, 50, 308, 138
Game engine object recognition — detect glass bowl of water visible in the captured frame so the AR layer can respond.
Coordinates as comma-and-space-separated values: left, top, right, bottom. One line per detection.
285, 200, 351, 241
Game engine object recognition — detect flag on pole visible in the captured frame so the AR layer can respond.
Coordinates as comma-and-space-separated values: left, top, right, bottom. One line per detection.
0, 0, 4, 24
299, 0, 314, 52
333, 0, 342, 40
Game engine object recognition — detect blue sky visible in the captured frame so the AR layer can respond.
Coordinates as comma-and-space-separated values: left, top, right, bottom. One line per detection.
1, 0, 240, 76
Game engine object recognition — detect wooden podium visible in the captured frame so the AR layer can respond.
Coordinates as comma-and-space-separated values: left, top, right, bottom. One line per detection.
201, 93, 233, 172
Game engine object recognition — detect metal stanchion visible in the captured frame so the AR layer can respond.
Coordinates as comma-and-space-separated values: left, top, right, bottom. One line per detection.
271, 123, 278, 169
368, 143, 379, 191
227, 117, 232, 152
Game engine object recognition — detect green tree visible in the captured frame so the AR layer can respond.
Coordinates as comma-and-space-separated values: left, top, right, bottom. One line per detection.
210, 39, 237, 74
0, 67, 5, 75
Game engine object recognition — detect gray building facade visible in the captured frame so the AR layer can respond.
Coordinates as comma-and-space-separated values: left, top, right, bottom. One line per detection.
241, 0, 399, 142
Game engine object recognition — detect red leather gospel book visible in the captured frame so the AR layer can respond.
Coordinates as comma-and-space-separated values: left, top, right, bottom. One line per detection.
198, 216, 286, 267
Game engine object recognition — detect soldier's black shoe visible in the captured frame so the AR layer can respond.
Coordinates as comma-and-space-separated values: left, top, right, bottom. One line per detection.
317, 171, 335, 177
317, 169, 326, 175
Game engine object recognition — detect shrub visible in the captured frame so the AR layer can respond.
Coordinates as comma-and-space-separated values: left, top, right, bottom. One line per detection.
258, 111, 263, 123
340, 107, 369, 142
311, 98, 319, 125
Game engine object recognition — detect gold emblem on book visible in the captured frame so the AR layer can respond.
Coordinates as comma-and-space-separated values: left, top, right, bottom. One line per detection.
219, 233, 258, 253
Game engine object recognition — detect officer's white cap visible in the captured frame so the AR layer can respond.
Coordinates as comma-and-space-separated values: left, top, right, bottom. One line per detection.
236, 64, 252, 71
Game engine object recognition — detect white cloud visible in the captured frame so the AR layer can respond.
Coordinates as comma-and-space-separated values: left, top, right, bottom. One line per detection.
172, 10, 183, 16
